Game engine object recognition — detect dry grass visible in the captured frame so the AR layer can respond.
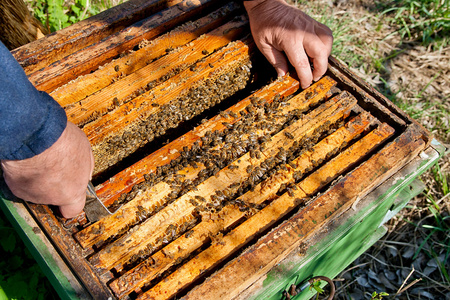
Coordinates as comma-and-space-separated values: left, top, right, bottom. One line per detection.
292, 0, 450, 299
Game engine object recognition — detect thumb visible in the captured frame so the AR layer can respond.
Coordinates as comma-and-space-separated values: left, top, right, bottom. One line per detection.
59, 195, 86, 218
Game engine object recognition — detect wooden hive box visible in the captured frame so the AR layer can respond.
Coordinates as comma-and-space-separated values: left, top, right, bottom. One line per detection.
0, 0, 445, 299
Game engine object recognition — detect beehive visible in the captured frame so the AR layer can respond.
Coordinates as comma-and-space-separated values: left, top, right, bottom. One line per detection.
4, 0, 443, 299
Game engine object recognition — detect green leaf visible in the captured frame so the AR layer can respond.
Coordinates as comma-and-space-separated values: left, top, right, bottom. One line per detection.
0, 215, 7, 227
310, 279, 324, 294
6, 274, 29, 299
71, 5, 81, 16
0, 284, 8, 300
29, 272, 40, 291
0, 232, 16, 253
11, 255, 24, 270
78, 0, 88, 7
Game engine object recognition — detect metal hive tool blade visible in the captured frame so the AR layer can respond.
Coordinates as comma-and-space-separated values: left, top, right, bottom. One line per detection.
85, 181, 121, 223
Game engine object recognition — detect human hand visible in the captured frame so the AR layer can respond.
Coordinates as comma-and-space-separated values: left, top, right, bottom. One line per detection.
244, 0, 333, 88
1, 121, 94, 218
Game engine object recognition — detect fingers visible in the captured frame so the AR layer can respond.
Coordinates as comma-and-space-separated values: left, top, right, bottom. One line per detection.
259, 36, 316, 89
283, 21, 333, 88
258, 43, 290, 77
244, 0, 333, 89
310, 23, 333, 81
1, 121, 94, 219
57, 122, 93, 218
59, 196, 86, 219
282, 39, 314, 89
55, 122, 94, 218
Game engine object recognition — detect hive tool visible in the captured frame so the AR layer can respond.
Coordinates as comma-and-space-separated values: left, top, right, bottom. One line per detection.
85, 181, 122, 222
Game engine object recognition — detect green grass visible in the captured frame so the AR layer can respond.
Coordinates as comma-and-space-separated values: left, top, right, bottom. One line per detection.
302, 0, 450, 140
391, 96, 450, 136
0, 209, 58, 300
431, 164, 449, 196
295, 1, 372, 69
27, 0, 123, 32
414, 180, 450, 283
378, 0, 450, 48
296, 0, 450, 298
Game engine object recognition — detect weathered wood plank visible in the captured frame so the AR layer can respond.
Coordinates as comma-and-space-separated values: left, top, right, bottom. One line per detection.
88, 38, 253, 174
50, 2, 242, 107
87, 92, 356, 274
28, 0, 219, 93
24, 203, 115, 299
74, 76, 336, 246
328, 56, 409, 127
66, 16, 249, 126
140, 122, 395, 300
182, 125, 426, 300
108, 112, 376, 298
13, 0, 177, 74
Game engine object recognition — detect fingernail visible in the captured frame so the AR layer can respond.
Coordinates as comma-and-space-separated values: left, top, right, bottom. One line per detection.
301, 83, 311, 89
277, 69, 286, 77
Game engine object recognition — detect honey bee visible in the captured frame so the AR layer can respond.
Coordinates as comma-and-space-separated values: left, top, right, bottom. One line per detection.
229, 111, 238, 118
284, 132, 294, 139
228, 164, 239, 170
287, 188, 295, 197
222, 122, 233, 129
